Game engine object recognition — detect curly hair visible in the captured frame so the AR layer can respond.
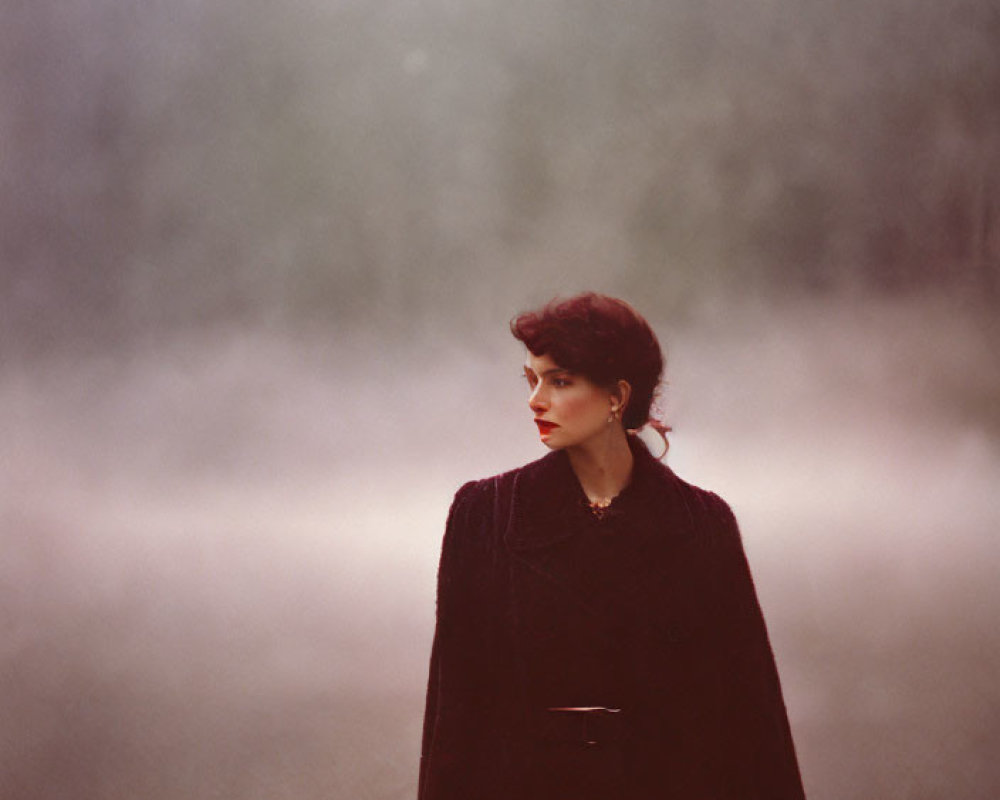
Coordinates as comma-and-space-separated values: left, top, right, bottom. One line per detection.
510, 292, 665, 431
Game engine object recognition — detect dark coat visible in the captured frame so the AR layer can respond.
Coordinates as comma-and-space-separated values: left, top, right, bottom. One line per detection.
419, 436, 806, 800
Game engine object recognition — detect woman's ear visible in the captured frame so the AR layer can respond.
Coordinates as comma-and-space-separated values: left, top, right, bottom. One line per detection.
612, 380, 632, 416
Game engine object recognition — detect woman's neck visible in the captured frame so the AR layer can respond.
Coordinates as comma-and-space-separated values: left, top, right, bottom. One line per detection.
566, 429, 634, 506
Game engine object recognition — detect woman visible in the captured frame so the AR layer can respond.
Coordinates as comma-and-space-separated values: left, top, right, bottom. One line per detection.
419, 293, 806, 800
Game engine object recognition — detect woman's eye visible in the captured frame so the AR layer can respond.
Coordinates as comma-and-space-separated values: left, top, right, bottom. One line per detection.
552, 377, 571, 388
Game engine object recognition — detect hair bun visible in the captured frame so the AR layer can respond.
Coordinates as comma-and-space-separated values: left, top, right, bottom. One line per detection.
633, 419, 670, 459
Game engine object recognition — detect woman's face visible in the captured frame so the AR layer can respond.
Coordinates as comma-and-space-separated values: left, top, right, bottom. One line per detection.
523, 351, 618, 451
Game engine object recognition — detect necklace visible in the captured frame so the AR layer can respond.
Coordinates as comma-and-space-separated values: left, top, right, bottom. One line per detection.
587, 497, 614, 520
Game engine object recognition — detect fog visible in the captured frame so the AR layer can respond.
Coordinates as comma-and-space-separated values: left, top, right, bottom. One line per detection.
3, 0, 999, 798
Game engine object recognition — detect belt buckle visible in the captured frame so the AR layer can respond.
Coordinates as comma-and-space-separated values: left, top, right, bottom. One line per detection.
546, 706, 622, 745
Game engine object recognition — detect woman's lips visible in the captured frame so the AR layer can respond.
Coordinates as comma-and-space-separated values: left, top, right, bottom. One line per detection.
535, 419, 559, 434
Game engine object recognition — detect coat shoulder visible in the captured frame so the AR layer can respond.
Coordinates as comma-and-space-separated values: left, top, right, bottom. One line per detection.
658, 466, 740, 546
443, 458, 536, 556
666, 468, 733, 515
450, 451, 552, 508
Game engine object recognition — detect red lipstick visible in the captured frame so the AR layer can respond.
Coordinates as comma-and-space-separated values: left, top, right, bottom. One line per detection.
535, 419, 559, 434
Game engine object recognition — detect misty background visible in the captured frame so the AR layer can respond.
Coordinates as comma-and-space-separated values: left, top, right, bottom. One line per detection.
2, 1, 999, 798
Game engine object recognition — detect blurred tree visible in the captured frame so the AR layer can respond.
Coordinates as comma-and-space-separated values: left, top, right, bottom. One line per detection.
2, 0, 998, 355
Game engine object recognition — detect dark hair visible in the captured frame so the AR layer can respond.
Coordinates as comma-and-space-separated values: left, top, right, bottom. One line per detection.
510, 292, 665, 431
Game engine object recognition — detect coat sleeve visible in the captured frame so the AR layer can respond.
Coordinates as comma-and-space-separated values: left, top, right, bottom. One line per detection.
418, 480, 500, 800
708, 495, 807, 799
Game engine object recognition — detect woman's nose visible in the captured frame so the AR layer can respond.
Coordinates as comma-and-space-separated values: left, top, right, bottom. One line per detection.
529, 385, 548, 412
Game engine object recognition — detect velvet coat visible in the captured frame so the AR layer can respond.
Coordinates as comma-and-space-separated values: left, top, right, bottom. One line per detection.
419, 437, 806, 800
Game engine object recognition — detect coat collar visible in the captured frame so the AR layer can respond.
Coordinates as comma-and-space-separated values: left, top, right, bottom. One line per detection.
504, 434, 695, 552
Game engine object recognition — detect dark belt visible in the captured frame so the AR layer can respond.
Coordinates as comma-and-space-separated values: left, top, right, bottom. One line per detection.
535, 706, 624, 745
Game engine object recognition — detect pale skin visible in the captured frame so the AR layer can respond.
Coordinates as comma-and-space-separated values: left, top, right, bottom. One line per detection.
523, 351, 634, 507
